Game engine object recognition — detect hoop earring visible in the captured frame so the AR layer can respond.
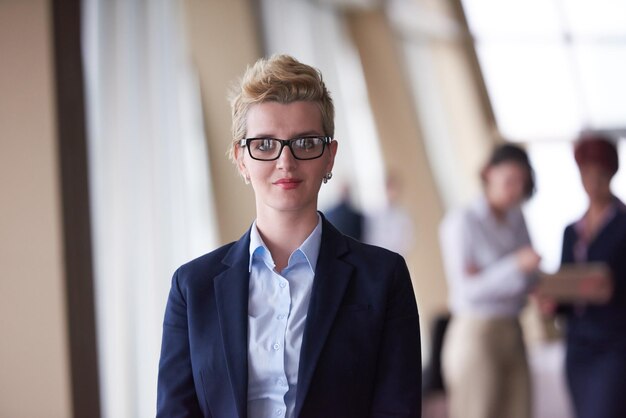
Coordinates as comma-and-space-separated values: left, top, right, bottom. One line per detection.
323, 172, 333, 184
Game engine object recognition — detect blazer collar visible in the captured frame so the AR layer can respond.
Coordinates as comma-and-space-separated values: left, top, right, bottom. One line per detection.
213, 215, 354, 418
294, 215, 354, 417
214, 229, 251, 418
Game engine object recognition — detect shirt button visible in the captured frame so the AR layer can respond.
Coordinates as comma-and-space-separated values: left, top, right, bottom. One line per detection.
279, 282, 287, 288
277, 314, 285, 320
273, 343, 280, 350
275, 409, 283, 416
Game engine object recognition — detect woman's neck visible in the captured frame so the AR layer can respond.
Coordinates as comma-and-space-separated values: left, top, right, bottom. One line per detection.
584, 194, 614, 238
255, 209, 319, 272
589, 194, 613, 214
486, 198, 508, 222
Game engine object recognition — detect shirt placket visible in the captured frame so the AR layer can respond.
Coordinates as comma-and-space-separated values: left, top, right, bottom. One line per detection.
271, 269, 291, 417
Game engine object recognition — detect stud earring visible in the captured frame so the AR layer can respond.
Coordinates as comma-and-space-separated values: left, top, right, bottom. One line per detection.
323, 172, 333, 184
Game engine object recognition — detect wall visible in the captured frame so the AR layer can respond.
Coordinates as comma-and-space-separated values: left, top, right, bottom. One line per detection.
0, 1, 72, 417
346, 10, 449, 344
345, 2, 497, 348
182, 0, 261, 243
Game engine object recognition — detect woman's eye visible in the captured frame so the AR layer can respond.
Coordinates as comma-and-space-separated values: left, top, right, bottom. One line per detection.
256, 139, 276, 151
295, 138, 317, 149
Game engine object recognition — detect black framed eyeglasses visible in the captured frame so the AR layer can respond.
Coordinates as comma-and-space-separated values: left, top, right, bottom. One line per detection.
239, 136, 332, 161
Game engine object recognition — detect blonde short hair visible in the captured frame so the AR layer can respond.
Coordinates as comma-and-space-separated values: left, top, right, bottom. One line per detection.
228, 54, 335, 163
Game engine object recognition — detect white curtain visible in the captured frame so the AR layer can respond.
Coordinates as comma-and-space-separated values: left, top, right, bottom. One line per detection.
259, 0, 386, 211
82, 1, 218, 417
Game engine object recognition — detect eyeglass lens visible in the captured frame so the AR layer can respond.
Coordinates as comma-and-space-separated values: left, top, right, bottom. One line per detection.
248, 137, 326, 160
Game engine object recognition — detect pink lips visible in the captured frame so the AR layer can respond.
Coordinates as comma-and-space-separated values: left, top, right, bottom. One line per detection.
274, 178, 302, 190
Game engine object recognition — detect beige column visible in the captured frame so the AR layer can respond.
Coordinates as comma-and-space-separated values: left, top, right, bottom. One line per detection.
429, 39, 495, 201
436, 0, 497, 197
0, 1, 72, 417
182, 0, 261, 243
346, 10, 448, 337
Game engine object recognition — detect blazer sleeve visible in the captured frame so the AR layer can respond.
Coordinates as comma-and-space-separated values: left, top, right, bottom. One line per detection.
369, 255, 422, 418
560, 226, 575, 265
611, 235, 626, 306
556, 226, 576, 315
157, 269, 205, 418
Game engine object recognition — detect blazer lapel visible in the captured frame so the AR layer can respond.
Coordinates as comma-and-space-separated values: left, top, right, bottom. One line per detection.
294, 219, 354, 417
214, 231, 251, 418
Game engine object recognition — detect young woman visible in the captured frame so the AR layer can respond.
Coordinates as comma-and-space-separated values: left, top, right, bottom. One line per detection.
560, 135, 626, 418
157, 55, 421, 418
439, 144, 540, 418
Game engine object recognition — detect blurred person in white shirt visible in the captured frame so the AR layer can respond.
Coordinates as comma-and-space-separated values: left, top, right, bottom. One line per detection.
364, 172, 414, 257
439, 144, 540, 418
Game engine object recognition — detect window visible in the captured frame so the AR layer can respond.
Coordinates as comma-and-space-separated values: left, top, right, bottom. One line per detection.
462, 0, 626, 271
463, 0, 626, 141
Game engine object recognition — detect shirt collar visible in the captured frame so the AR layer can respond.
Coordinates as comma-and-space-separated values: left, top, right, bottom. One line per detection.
575, 195, 625, 236
248, 214, 323, 273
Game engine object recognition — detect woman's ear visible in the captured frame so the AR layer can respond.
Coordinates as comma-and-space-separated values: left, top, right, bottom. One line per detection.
234, 145, 249, 180
326, 139, 338, 173
480, 165, 490, 185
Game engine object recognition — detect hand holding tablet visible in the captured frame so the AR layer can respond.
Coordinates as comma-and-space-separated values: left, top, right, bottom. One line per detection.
536, 263, 613, 304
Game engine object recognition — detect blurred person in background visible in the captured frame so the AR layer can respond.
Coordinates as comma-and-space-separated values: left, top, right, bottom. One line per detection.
439, 144, 540, 418
157, 54, 422, 418
558, 135, 626, 418
324, 182, 365, 241
364, 171, 415, 257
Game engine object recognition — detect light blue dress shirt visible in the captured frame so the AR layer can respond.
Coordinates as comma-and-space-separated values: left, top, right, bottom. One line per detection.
247, 215, 322, 418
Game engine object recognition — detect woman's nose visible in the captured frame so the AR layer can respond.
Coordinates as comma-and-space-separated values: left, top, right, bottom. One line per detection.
276, 144, 297, 169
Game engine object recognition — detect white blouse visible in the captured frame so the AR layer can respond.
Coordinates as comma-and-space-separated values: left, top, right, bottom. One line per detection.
439, 197, 537, 318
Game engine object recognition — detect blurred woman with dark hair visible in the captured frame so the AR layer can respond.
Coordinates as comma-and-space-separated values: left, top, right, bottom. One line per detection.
439, 144, 540, 418
560, 134, 626, 418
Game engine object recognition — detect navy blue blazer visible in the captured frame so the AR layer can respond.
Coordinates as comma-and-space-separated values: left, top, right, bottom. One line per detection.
561, 203, 626, 343
560, 201, 626, 418
157, 216, 422, 418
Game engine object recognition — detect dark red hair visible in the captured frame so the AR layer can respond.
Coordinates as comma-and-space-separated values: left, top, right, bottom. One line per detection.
574, 134, 619, 177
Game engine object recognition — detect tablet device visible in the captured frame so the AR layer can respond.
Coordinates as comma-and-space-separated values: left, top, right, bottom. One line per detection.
537, 262, 612, 304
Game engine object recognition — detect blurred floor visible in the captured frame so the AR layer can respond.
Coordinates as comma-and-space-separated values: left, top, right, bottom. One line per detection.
529, 341, 574, 418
